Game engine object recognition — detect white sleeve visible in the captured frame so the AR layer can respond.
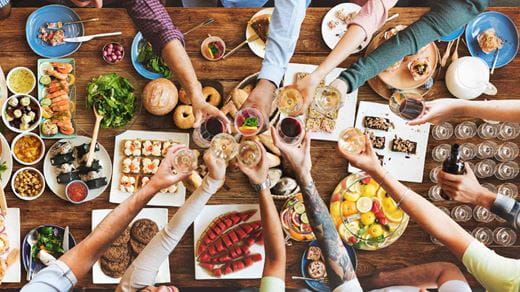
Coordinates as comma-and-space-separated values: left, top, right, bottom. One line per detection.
117, 176, 223, 291
438, 280, 472, 292
332, 278, 364, 292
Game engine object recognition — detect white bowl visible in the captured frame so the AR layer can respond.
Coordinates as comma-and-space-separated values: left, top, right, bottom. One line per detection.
6, 67, 36, 95
11, 132, 45, 166
11, 167, 45, 201
2, 94, 42, 134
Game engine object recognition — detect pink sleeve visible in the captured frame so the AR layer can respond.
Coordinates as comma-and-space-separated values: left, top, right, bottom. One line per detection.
348, 0, 398, 40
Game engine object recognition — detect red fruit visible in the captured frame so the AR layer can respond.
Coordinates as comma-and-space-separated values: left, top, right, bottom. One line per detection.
244, 257, 254, 267
371, 200, 381, 213
348, 236, 358, 244
224, 218, 234, 227
361, 177, 371, 184
208, 245, 217, 256
229, 231, 239, 243
213, 269, 222, 277
241, 245, 250, 254
198, 253, 211, 263
232, 262, 240, 271
230, 248, 238, 258
217, 221, 227, 231
224, 265, 233, 275
236, 228, 247, 239
236, 261, 245, 270
215, 240, 225, 252
240, 209, 257, 221
222, 235, 233, 247
207, 229, 217, 240
199, 263, 214, 270
378, 217, 388, 225
241, 223, 253, 233
250, 253, 262, 262
230, 213, 241, 224
219, 255, 231, 263
256, 238, 264, 245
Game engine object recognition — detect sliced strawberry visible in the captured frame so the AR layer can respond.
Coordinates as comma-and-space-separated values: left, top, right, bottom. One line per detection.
244, 256, 254, 267
207, 228, 217, 240
219, 255, 231, 263
240, 209, 257, 221
236, 261, 245, 270
230, 213, 241, 224
224, 218, 234, 228
217, 221, 227, 231
232, 261, 240, 271
223, 265, 233, 275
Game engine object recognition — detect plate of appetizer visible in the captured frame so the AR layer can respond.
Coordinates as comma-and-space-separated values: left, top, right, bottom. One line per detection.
194, 204, 264, 280
0, 133, 13, 189
321, 3, 365, 52
11, 132, 45, 166
25, 5, 84, 58
465, 11, 519, 69
0, 209, 21, 283
280, 193, 315, 243
43, 136, 112, 202
91, 208, 170, 284
22, 225, 76, 278
300, 241, 357, 292
349, 101, 430, 183
109, 130, 188, 207
6, 67, 36, 95
131, 32, 173, 80
0, 66, 8, 103
246, 8, 273, 59
37, 59, 77, 138
2, 95, 42, 134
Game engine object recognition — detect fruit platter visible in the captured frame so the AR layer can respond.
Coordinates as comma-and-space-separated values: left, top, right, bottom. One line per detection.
330, 173, 409, 250
280, 193, 315, 242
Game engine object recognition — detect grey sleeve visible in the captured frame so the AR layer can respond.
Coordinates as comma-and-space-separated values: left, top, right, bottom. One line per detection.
490, 194, 520, 230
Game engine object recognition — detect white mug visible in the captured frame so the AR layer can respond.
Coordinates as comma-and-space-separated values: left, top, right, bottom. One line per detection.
445, 56, 497, 100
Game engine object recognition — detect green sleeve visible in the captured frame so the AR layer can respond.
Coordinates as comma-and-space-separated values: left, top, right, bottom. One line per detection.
338, 0, 489, 92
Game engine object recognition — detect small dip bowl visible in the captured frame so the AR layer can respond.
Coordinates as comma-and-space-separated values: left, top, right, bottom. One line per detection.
65, 180, 89, 204
102, 42, 124, 64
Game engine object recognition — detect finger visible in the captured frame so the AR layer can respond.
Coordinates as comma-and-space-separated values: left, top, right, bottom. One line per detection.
173, 171, 191, 182
193, 111, 203, 128
256, 141, 267, 165
271, 126, 281, 148
363, 134, 375, 156
94, 0, 103, 8
303, 131, 311, 157
464, 162, 476, 177
437, 170, 463, 183
438, 179, 461, 190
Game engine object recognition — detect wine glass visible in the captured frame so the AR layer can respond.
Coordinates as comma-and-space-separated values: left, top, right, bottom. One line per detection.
459, 143, 477, 160
494, 161, 519, 180
338, 128, 365, 155
495, 142, 519, 162
277, 117, 304, 145
493, 227, 517, 247
497, 122, 520, 141
498, 183, 518, 199
313, 85, 343, 115
192, 116, 227, 148
472, 227, 494, 246
476, 141, 498, 159
477, 122, 499, 139
172, 148, 198, 174
237, 140, 262, 167
432, 144, 451, 162
431, 122, 454, 140
450, 205, 473, 222
474, 159, 496, 178
429, 166, 441, 183
234, 107, 265, 137
388, 91, 425, 120
428, 185, 444, 201
473, 206, 495, 223
210, 133, 238, 161
276, 86, 304, 116
454, 121, 477, 139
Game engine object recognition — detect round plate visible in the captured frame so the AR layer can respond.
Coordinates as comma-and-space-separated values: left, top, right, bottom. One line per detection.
22, 224, 76, 275
43, 136, 112, 202
321, 3, 367, 52
131, 32, 164, 80
246, 8, 273, 59
300, 240, 357, 292
465, 11, 519, 69
25, 5, 84, 58
0, 132, 13, 189
439, 25, 465, 42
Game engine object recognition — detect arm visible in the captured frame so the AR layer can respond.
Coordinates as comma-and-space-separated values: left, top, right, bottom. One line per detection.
364, 262, 468, 290
119, 151, 226, 290
337, 0, 488, 93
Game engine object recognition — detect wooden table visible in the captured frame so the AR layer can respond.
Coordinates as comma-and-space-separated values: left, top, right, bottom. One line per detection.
0, 7, 519, 290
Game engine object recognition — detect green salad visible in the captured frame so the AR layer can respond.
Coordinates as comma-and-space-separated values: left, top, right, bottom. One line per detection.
137, 39, 172, 78
86, 73, 136, 128
31, 226, 64, 259
0, 161, 7, 176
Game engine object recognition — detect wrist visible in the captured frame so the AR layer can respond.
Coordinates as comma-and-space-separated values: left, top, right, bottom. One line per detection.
457, 99, 472, 117
249, 176, 268, 185
296, 171, 313, 186
310, 70, 326, 83
477, 186, 497, 209
257, 79, 277, 92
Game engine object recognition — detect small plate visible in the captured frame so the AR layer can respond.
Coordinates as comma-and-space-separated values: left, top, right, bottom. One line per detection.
0, 132, 13, 189
25, 5, 84, 58
439, 25, 465, 42
321, 3, 366, 52
246, 8, 273, 59
22, 225, 76, 276
300, 240, 357, 292
465, 11, 519, 69
131, 32, 165, 80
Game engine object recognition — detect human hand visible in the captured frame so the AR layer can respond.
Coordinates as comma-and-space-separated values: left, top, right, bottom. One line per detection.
237, 141, 269, 185
149, 145, 192, 190
437, 163, 497, 209
408, 98, 466, 126
192, 95, 229, 129
338, 134, 382, 176
203, 149, 227, 181
241, 79, 276, 131
271, 127, 312, 183
70, 0, 103, 7
295, 73, 321, 115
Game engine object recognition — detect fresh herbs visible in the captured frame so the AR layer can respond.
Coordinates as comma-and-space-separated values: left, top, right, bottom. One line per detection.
31, 226, 64, 260
137, 39, 172, 78
243, 117, 258, 128
86, 73, 136, 128
0, 161, 7, 175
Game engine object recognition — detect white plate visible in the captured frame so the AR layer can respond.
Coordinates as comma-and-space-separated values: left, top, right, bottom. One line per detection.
0, 133, 13, 189
43, 136, 112, 201
0, 66, 8, 103
246, 8, 273, 59
109, 130, 189, 207
91, 208, 170, 284
321, 3, 366, 52
2, 208, 21, 283
349, 101, 430, 183
283, 63, 358, 142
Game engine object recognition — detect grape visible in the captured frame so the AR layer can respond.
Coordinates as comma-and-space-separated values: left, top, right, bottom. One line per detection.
107, 43, 113, 49
102, 51, 108, 57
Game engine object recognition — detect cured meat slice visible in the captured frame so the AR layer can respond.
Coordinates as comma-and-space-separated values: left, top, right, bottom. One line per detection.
198, 221, 261, 257
211, 253, 263, 277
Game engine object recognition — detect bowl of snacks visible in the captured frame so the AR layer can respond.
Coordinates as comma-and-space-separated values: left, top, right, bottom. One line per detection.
12, 167, 45, 201
234, 107, 264, 137
102, 42, 124, 64
65, 180, 89, 204
201, 35, 226, 61
280, 193, 315, 243
6, 67, 36, 95
2, 95, 42, 133
11, 132, 45, 166
330, 172, 409, 250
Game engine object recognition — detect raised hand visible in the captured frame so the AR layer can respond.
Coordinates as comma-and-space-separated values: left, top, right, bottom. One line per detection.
149, 145, 192, 190
338, 134, 382, 176
271, 127, 312, 182
203, 148, 227, 182
408, 98, 465, 126
237, 141, 269, 185
240, 79, 276, 131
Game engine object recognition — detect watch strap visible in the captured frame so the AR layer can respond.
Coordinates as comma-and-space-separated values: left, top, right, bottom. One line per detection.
251, 179, 270, 192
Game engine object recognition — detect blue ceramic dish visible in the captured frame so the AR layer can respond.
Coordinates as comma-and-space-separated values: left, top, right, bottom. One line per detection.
439, 25, 465, 42
131, 32, 164, 80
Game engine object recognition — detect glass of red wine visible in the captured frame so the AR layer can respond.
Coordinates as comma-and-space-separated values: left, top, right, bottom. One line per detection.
277, 117, 304, 145
388, 91, 425, 121
192, 116, 227, 148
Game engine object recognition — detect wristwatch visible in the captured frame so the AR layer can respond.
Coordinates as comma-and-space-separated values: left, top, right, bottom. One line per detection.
251, 179, 270, 192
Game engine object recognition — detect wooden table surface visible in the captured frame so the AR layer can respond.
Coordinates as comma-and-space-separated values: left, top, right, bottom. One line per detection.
0, 6, 519, 290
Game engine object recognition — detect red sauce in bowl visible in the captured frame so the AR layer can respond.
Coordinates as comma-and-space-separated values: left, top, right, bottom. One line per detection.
66, 181, 88, 203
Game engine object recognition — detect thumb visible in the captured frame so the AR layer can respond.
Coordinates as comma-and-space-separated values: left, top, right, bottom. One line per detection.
407, 115, 429, 126
193, 110, 203, 128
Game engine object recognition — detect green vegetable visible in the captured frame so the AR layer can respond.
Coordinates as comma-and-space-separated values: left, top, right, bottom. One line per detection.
0, 161, 7, 175
39, 75, 51, 86
40, 98, 52, 107
137, 39, 172, 78
86, 73, 136, 128
243, 117, 258, 128
31, 226, 64, 260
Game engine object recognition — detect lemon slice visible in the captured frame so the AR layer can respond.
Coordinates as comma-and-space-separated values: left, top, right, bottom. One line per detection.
384, 208, 404, 223
300, 213, 309, 224
294, 201, 305, 214
343, 191, 360, 202
356, 197, 373, 213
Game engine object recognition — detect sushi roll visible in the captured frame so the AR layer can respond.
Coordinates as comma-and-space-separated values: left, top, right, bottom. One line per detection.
123, 140, 142, 157
142, 158, 160, 174
122, 157, 140, 174
120, 175, 138, 193
77, 160, 102, 174
75, 143, 99, 159
57, 171, 80, 184
50, 141, 75, 166
142, 140, 162, 157
408, 57, 431, 81
81, 171, 108, 189
162, 140, 180, 157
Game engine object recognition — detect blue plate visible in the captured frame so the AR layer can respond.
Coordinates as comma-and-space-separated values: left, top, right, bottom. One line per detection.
22, 225, 76, 276
439, 25, 465, 42
131, 32, 164, 80
300, 240, 357, 292
26, 5, 84, 58
465, 11, 519, 69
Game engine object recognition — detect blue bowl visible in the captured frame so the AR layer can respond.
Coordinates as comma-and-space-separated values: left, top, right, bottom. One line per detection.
439, 25, 465, 42
131, 32, 165, 80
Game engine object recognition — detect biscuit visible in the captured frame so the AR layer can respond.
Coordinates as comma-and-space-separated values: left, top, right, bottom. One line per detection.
100, 253, 130, 278
130, 238, 147, 255
102, 245, 129, 262
130, 219, 159, 244
112, 228, 131, 246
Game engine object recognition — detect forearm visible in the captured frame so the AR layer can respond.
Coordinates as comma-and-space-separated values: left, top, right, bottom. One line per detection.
258, 188, 285, 279
462, 100, 520, 123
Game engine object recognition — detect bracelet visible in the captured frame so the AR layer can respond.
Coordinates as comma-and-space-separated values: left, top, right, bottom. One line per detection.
378, 169, 390, 190
397, 188, 411, 207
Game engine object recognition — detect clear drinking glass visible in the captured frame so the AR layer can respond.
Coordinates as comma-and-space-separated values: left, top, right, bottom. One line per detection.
388, 91, 425, 120
192, 116, 227, 148
429, 166, 441, 183
473, 206, 495, 223
477, 122, 499, 139
481, 183, 497, 194
428, 185, 444, 201
472, 227, 494, 246
451, 205, 473, 222
498, 183, 519, 199
493, 227, 517, 247
234, 108, 264, 137
172, 148, 198, 174
313, 85, 343, 115
474, 159, 497, 178
210, 133, 238, 161
494, 161, 519, 180
276, 86, 304, 116
237, 140, 262, 167
338, 128, 366, 155
476, 141, 498, 159
454, 121, 477, 139
497, 122, 520, 141
432, 144, 451, 162
495, 142, 519, 162
460, 143, 477, 160
277, 117, 304, 145
432, 122, 454, 140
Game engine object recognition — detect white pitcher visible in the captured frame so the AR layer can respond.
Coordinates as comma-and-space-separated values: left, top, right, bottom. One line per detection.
445, 56, 497, 100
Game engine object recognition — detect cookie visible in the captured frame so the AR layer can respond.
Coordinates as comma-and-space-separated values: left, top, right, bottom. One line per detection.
102, 245, 129, 262
113, 228, 131, 246
100, 253, 130, 278
130, 238, 147, 255
130, 219, 159, 244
